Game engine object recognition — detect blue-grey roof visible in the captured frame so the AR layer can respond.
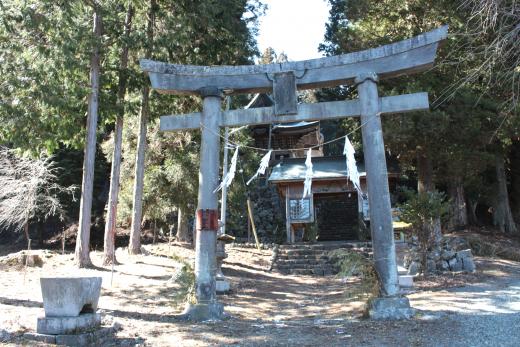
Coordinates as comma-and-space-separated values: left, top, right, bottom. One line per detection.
268, 156, 366, 182
272, 121, 318, 130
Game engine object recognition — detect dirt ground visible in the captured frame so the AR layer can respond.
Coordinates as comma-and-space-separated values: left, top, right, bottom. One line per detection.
1, 242, 520, 346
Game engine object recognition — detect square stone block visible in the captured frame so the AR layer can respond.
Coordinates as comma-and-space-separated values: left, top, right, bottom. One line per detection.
216, 279, 231, 293
37, 313, 101, 335
398, 275, 414, 288
397, 266, 408, 275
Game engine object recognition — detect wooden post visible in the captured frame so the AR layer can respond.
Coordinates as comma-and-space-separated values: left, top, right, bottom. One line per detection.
220, 96, 231, 236
246, 198, 261, 250
356, 73, 399, 297
247, 214, 251, 242
23, 238, 31, 284
62, 226, 65, 255
285, 186, 291, 244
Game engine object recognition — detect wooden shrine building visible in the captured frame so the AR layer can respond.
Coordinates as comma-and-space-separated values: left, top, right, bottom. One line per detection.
247, 93, 400, 243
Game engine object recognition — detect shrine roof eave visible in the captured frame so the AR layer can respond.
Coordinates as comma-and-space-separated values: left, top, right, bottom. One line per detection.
141, 26, 448, 96
268, 157, 361, 183
268, 156, 400, 183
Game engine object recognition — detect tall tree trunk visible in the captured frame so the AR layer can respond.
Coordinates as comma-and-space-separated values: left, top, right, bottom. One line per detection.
37, 220, 44, 246
23, 219, 29, 243
176, 206, 190, 242
102, 5, 134, 266
493, 153, 518, 234
448, 177, 468, 229
509, 138, 520, 221
75, 3, 102, 268
128, 86, 149, 255
417, 150, 434, 193
467, 197, 479, 226
416, 150, 442, 242
129, 0, 155, 255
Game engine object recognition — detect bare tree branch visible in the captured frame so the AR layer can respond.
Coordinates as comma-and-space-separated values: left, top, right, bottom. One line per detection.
0, 147, 76, 232
445, 0, 520, 111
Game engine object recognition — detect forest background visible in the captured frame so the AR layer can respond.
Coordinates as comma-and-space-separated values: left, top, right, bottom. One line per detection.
0, 0, 518, 267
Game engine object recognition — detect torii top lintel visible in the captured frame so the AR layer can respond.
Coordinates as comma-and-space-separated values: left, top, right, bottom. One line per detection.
140, 26, 448, 96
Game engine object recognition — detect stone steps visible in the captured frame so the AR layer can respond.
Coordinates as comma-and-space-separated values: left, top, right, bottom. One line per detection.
273, 241, 372, 276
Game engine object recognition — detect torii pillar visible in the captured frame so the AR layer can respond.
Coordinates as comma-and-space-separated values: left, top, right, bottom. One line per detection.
182, 87, 225, 319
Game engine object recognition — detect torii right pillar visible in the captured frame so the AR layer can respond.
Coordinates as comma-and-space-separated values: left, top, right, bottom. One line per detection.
357, 73, 414, 319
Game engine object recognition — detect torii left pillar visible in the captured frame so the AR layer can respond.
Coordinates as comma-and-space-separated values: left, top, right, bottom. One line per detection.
182, 87, 225, 320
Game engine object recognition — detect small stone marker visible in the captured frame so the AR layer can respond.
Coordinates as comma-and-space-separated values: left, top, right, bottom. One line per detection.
216, 278, 231, 293
398, 275, 414, 288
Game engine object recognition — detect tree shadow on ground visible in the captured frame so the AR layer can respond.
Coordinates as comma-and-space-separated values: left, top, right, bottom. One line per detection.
0, 297, 42, 308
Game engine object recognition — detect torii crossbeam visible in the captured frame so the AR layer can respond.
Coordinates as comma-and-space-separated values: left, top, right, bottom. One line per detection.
141, 26, 448, 320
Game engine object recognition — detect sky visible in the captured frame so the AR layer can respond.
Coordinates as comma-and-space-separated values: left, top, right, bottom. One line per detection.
256, 0, 331, 61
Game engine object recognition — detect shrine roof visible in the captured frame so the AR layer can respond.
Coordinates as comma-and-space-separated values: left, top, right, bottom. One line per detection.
268, 156, 363, 183
272, 121, 318, 130
268, 156, 400, 183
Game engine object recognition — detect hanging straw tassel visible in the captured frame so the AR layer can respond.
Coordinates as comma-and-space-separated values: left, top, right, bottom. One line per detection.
246, 150, 272, 185
214, 146, 239, 193
343, 136, 362, 193
302, 148, 313, 198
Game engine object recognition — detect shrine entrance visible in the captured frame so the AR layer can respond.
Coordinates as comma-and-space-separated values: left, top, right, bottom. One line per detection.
315, 192, 359, 241
141, 25, 448, 320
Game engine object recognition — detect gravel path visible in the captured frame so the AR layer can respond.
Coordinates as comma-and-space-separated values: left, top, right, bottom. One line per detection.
402, 258, 520, 347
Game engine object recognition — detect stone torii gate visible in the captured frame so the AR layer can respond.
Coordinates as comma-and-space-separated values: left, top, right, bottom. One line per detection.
141, 26, 448, 320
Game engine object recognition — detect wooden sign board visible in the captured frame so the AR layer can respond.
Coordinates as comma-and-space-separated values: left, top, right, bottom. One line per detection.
273, 71, 298, 116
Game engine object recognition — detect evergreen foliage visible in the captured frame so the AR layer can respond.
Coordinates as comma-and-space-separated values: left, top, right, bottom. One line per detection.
0, 0, 264, 242
319, 0, 519, 232
399, 189, 450, 272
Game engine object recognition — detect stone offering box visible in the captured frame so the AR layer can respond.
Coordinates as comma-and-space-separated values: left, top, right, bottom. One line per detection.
40, 277, 102, 317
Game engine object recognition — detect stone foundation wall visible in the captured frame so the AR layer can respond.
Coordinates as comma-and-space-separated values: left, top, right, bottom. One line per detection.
404, 236, 476, 275
228, 184, 285, 243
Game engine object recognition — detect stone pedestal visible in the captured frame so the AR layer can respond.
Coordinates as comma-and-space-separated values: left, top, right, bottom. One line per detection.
368, 297, 415, 320
37, 313, 101, 335
25, 323, 120, 346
